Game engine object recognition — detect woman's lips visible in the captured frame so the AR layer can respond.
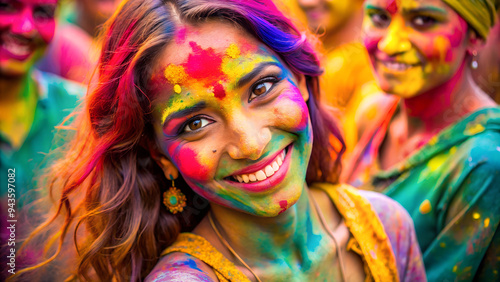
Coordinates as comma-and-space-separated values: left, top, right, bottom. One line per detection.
224, 144, 292, 193
1, 35, 35, 61
233, 149, 285, 183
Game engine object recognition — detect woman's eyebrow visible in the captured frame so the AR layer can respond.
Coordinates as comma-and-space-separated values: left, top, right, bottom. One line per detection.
237, 61, 281, 88
162, 102, 207, 126
403, 6, 447, 14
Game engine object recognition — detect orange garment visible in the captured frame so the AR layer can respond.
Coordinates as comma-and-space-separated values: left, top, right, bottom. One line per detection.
161, 184, 399, 282
320, 42, 380, 156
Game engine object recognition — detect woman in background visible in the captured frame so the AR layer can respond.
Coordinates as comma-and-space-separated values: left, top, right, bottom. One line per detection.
344, 0, 500, 280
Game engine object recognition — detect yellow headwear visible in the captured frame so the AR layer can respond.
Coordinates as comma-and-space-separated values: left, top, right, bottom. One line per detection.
442, 0, 498, 39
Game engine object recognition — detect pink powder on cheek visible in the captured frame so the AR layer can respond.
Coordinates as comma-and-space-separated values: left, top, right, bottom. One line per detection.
274, 93, 309, 131
36, 21, 56, 43
363, 36, 380, 53
167, 143, 211, 182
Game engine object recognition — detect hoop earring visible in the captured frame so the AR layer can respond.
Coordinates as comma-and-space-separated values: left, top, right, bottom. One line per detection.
471, 50, 478, 69
163, 178, 186, 214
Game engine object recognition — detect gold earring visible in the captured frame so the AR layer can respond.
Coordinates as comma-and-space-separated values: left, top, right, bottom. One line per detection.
163, 178, 186, 214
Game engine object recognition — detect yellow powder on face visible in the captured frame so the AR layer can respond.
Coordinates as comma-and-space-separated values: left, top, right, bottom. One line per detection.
164, 64, 188, 94
164, 64, 188, 84
226, 43, 240, 59
419, 199, 432, 214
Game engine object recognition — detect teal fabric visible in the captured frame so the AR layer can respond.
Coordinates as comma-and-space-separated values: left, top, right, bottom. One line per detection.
369, 108, 500, 281
0, 70, 83, 229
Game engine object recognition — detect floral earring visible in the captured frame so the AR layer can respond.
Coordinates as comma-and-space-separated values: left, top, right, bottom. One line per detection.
163, 177, 186, 214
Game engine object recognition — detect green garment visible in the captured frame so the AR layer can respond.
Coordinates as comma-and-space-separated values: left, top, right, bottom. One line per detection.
1, 70, 83, 231
346, 106, 500, 281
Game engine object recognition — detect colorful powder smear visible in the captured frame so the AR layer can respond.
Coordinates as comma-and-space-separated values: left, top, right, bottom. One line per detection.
164, 64, 188, 93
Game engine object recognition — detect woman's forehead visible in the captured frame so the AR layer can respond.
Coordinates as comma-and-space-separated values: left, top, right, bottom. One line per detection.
159, 21, 262, 66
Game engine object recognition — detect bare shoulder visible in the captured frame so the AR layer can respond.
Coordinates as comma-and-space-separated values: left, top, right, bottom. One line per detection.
145, 252, 217, 282
355, 93, 398, 140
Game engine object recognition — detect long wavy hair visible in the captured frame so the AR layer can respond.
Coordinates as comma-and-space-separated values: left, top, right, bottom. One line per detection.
18, 0, 345, 280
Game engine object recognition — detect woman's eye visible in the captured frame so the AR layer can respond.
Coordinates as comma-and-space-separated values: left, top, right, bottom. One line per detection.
183, 118, 211, 133
370, 12, 390, 28
34, 5, 55, 21
412, 15, 437, 29
0, 1, 15, 13
250, 80, 275, 101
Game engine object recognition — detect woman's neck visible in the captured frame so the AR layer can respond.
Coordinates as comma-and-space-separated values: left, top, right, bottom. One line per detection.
400, 62, 495, 137
195, 184, 337, 275
0, 74, 26, 103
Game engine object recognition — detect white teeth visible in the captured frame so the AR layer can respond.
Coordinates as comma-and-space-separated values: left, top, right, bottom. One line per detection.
271, 161, 279, 172
383, 61, 412, 71
231, 148, 288, 183
3, 42, 31, 56
242, 174, 249, 183
264, 165, 274, 177
256, 170, 267, 181
249, 174, 257, 182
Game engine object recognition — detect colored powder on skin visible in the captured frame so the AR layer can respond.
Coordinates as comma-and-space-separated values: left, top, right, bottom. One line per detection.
167, 144, 211, 182
176, 27, 187, 44
185, 41, 225, 82
278, 200, 288, 214
386, 0, 398, 14
213, 82, 226, 99
305, 212, 322, 253
226, 43, 241, 58
164, 64, 188, 94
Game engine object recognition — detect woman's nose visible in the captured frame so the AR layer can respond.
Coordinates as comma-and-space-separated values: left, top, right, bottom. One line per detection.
226, 115, 272, 161
377, 17, 412, 55
12, 9, 36, 37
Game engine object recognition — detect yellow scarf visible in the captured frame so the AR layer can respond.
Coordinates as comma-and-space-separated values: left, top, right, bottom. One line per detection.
442, 0, 498, 39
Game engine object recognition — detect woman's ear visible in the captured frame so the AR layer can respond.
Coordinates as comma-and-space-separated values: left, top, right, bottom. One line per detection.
156, 156, 179, 180
466, 29, 485, 55
295, 74, 309, 102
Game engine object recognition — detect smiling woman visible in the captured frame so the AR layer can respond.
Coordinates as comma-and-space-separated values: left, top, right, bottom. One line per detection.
15, 0, 425, 281
343, 0, 500, 280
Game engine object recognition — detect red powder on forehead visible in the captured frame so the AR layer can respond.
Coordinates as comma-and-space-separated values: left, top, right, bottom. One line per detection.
386, 0, 398, 14
278, 200, 288, 215
185, 41, 224, 81
213, 83, 226, 99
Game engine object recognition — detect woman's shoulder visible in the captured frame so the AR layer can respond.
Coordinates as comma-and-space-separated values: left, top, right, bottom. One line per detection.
358, 190, 414, 231
145, 252, 217, 282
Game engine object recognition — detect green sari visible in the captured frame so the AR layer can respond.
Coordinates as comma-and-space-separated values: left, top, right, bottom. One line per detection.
345, 105, 500, 281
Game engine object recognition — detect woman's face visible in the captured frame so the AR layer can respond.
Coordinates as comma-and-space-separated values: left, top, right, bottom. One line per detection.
0, 0, 57, 76
362, 0, 471, 98
151, 22, 313, 217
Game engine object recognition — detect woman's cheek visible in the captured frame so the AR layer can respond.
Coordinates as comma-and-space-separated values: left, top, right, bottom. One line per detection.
363, 34, 380, 55
36, 20, 56, 43
272, 91, 309, 132
166, 142, 212, 182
